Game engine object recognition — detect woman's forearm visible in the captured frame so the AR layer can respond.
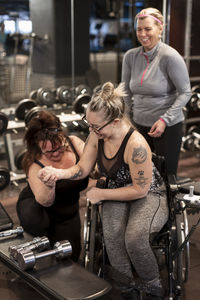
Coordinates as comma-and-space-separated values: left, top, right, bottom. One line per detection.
35, 184, 56, 207
38, 163, 89, 183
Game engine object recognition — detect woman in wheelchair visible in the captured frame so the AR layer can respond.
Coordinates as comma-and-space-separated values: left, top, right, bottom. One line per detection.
38, 82, 169, 300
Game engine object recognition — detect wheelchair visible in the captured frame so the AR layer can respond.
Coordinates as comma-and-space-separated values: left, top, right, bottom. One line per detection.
83, 154, 200, 300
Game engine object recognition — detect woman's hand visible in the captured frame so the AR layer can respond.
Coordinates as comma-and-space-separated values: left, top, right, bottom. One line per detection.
148, 119, 166, 138
86, 187, 104, 204
38, 166, 62, 184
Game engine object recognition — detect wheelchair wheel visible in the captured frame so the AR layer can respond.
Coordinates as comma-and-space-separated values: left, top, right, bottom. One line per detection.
172, 207, 190, 296
83, 201, 104, 274
175, 203, 190, 284
83, 199, 92, 268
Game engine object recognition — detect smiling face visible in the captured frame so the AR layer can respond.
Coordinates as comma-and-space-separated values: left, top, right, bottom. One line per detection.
85, 110, 115, 139
39, 139, 66, 162
136, 17, 163, 52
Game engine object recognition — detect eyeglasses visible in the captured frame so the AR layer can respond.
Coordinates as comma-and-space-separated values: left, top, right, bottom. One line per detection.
41, 144, 66, 157
82, 115, 114, 132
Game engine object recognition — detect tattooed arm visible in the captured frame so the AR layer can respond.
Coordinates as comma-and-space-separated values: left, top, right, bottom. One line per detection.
87, 130, 152, 204
38, 132, 98, 184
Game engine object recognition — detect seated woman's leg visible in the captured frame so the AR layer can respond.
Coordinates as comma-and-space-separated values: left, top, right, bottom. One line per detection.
16, 196, 50, 236
102, 201, 133, 281
125, 192, 168, 296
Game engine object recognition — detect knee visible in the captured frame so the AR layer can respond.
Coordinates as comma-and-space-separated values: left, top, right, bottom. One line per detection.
125, 230, 150, 254
16, 198, 50, 236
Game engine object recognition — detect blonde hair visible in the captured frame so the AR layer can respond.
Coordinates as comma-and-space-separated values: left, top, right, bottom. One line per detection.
87, 81, 127, 121
135, 7, 164, 26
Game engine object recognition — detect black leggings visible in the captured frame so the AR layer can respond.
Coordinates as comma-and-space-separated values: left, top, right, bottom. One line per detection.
134, 122, 183, 176
16, 197, 81, 262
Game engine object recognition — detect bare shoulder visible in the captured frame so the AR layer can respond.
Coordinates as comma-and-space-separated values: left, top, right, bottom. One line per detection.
68, 135, 84, 155
27, 162, 42, 182
69, 135, 85, 147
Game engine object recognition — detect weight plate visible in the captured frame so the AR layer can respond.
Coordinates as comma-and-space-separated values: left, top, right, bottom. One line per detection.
37, 87, 55, 107
14, 148, 27, 170
0, 167, 10, 191
15, 99, 37, 121
24, 106, 44, 127
73, 93, 91, 114
0, 111, 8, 135
57, 85, 73, 105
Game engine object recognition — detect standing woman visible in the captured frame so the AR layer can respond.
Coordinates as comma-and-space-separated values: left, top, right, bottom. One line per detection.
121, 7, 191, 176
38, 82, 169, 299
16, 110, 89, 261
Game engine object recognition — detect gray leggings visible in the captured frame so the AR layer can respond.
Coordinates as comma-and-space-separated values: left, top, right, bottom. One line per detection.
102, 188, 168, 283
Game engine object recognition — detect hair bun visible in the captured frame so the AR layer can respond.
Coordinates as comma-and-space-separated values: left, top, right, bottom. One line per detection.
100, 82, 114, 101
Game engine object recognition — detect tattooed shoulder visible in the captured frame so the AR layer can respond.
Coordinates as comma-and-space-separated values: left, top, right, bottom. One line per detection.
132, 145, 147, 164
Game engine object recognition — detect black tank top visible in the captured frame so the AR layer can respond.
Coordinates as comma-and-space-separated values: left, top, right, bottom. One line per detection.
97, 128, 134, 189
97, 127, 163, 191
19, 136, 89, 219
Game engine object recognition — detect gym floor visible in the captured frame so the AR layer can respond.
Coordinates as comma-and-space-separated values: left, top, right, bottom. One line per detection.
0, 150, 200, 300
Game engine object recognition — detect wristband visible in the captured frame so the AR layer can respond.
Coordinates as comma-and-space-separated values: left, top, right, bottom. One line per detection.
159, 117, 166, 124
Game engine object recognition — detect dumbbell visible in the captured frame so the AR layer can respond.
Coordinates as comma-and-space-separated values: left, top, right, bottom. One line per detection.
182, 125, 200, 151
24, 106, 44, 127
75, 84, 92, 97
15, 99, 37, 121
9, 236, 50, 260
187, 93, 200, 111
0, 226, 23, 238
56, 85, 73, 105
37, 87, 55, 107
191, 84, 200, 93
0, 166, 10, 191
72, 84, 92, 114
16, 240, 72, 270
0, 111, 8, 135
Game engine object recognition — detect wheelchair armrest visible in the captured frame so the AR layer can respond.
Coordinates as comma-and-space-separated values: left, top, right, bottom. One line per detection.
166, 174, 179, 192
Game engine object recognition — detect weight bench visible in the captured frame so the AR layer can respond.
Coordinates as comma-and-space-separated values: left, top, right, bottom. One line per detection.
0, 231, 111, 300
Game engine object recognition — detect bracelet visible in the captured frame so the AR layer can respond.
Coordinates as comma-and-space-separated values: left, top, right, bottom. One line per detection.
159, 117, 166, 124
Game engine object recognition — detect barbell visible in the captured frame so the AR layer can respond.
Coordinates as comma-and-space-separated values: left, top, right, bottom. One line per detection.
16, 240, 72, 270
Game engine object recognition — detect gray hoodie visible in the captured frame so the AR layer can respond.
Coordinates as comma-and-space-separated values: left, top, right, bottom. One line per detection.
121, 41, 191, 127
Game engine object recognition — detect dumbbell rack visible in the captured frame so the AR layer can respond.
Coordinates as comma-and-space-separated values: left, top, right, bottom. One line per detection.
0, 231, 111, 300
